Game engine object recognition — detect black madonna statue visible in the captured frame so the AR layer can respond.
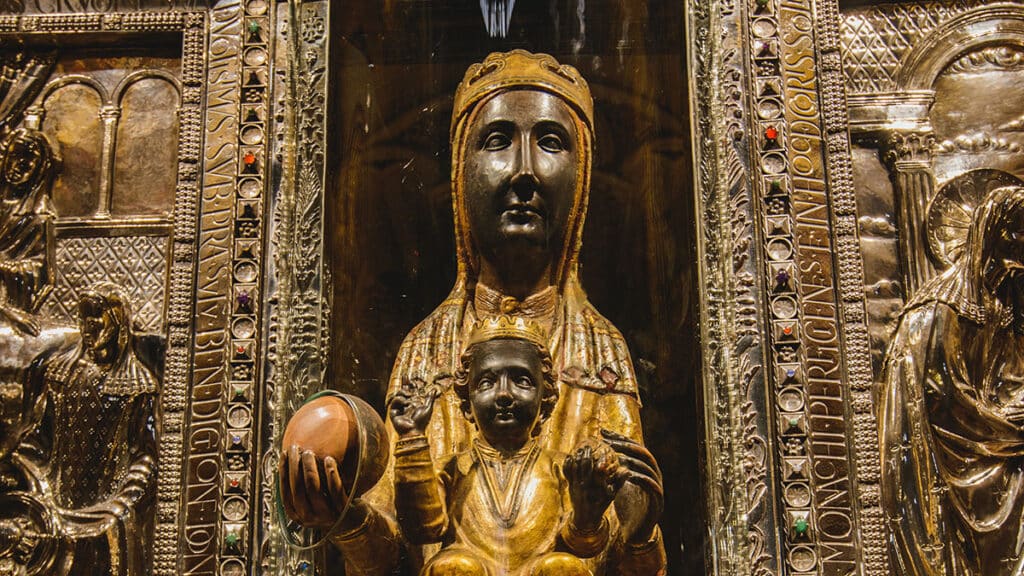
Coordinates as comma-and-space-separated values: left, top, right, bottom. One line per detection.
881, 185, 1024, 576
281, 50, 666, 575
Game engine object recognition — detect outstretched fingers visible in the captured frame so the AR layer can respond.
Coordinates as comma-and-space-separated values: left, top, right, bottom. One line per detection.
324, 456, 350, 513
287, 445, 313, 522
616, 454, 662, 485
600, 429, 662, 481
625, 470, 664, 503
280, 448, 299, 522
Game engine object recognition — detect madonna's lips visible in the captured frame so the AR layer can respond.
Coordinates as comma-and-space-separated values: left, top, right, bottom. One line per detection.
504, 202, 544, 216
502, 200, 547, 227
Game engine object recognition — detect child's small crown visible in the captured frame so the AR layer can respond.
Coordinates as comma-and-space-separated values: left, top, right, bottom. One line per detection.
465, 314, 549, 350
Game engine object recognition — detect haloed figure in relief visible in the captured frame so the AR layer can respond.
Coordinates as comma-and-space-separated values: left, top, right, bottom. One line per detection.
281, 50, 666, 576
42, 283, 160, 576
881, 185, 1024, 576
0, 126, 55, 337
389, 315, 626, 576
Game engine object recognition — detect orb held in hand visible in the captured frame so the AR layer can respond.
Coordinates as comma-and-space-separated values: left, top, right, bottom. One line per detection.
282, 393, 389, 500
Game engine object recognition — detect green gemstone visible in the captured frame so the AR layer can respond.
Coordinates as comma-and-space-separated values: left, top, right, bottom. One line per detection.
788, 418, 799, 428
248, 20, 260, 33
234, 387, 246, 398
225, 532, 239, 546
756, 0, 769, 5
794, 517, 808, 535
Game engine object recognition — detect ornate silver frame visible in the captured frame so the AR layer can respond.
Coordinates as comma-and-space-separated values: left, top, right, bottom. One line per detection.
0, 9, 212, 576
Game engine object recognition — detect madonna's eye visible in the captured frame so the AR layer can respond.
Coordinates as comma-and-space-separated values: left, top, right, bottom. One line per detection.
514, 376, 534, 388
538, 134, 565, 153
483, 132, 511, 151
476, 378, 494, 390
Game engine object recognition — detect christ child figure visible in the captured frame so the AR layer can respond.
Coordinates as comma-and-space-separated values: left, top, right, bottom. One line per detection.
388, 315, 626, 576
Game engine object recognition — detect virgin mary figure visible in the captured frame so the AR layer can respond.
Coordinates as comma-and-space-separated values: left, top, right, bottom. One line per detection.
881, 184, 1024, 576
281, 50, 666, 576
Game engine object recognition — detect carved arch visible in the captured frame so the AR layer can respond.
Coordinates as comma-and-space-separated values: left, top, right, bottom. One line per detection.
39, 74, 107, 107
898, 4, 1024, 91
111, 69, 180, 108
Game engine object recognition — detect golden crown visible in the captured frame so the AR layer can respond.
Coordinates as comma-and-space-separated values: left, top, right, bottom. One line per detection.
453, 50, 594, 133
465, 314, 550, 350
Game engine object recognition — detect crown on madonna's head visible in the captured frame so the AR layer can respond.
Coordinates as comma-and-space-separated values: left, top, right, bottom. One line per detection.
453, 49, 594, 133
465, 314, 549, 350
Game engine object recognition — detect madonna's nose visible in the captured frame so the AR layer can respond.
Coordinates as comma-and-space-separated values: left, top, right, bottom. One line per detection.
510, 143, 539, 195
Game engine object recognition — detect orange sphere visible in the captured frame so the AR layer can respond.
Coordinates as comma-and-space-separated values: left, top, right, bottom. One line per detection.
281, 394, 389, 498
283, 396, 358, 474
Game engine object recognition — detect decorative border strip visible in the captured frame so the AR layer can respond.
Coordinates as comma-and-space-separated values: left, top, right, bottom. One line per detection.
178, 2, 238, 574
258, 0, 329, 573
144, 13, 206, 573
0, 8, 192, 30
176, 0, 270, 572
741, 0, 823, 572
690, 0, 778, 573
218, 0, 272, 572
746, 0, 872, 573
822, 0, 905, 574
0, 11, 207, 576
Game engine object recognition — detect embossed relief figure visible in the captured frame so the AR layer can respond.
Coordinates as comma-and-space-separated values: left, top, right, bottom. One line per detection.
388, 315, 625, 576
0, 126, 55, 337
281, 51, 666, 575
881, 185, 1024, 575
41, 283, 159, 576
0, 89, 58, 482
0, 54, 57, 338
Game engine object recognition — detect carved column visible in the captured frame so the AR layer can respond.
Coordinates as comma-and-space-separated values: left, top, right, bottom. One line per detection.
883, 130, 937, 297
97, 104, 121, 219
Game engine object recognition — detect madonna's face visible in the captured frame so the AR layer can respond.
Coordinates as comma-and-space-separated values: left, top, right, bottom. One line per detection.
462, 90, 578, 269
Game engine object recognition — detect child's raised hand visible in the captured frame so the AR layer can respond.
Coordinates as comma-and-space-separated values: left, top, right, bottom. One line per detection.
564, 438, 628, 532
389, 380, 440, 438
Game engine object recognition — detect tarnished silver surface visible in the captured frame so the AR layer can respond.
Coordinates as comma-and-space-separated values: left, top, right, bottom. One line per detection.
840, 1, 1024, 574
881, 184, 1024, 576
258, 0, 326, 573
0, 47, 170, 576
0, 10, 208, 576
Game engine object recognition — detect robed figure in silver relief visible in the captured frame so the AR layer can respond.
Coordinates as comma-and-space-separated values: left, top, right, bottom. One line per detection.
41, 284, 160, 576
881, 185, 1024, 576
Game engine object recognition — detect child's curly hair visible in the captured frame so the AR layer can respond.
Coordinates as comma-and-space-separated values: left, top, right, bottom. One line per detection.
453, 338, 559, 431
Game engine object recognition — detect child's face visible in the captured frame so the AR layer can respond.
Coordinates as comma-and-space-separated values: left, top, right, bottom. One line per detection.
467, 338, 544, 452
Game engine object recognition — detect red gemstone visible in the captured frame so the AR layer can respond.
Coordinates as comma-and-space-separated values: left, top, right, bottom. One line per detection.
243, 152, 256, 165
765, 126, 779, 140
236, 345, 246, 354
782, 325, 793, 335
229, 479, 240, 488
